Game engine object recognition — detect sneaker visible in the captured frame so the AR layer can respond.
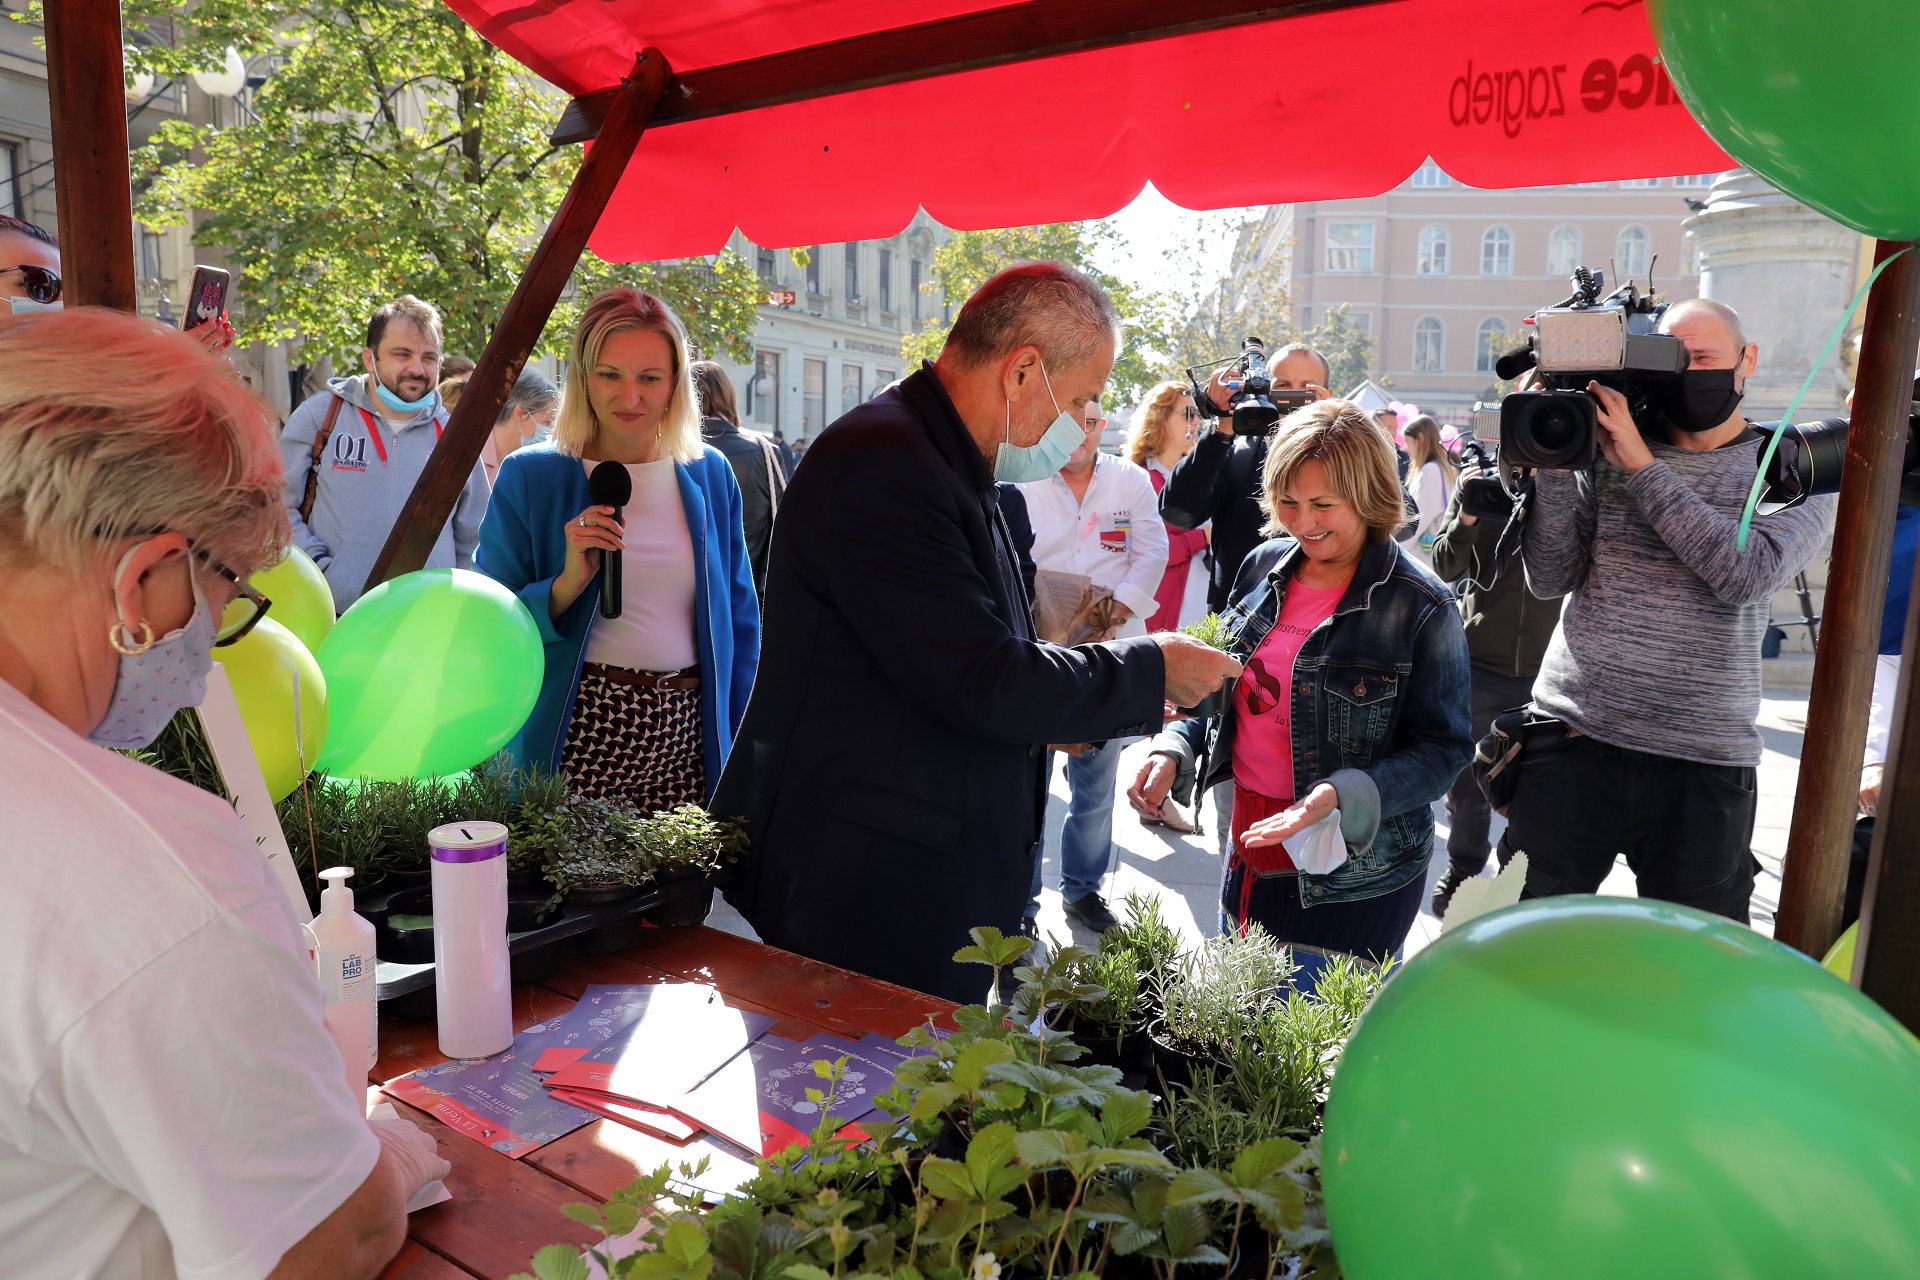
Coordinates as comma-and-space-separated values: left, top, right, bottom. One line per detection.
1429, 864, 1479, 919
1063, 891, 1120, 934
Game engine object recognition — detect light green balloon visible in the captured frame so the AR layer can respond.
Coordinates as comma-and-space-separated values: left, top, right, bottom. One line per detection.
222, 545, 335, 656
315, 568, 541, 781
1651, 0, 1920, 239
1322, 897, 1920, 1280
1824, 921, 1859, 982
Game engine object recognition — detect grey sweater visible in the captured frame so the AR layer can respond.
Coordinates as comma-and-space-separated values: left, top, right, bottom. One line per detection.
279, 375, 489, 612
1523, 432, 1834, 766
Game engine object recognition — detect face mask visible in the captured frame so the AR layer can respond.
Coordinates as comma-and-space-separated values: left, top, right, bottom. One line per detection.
87, 549, 218, 751
7, 297, 63, 315
374, 377, 437, 414
993, 360, 1086, 483
1656, 368, 1744, 433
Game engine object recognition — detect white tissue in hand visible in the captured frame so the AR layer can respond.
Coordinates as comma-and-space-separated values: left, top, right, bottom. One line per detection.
1280, 807, 1348, 875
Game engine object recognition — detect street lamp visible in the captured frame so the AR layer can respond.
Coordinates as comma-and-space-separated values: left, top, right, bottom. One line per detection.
190, 47, 247, 100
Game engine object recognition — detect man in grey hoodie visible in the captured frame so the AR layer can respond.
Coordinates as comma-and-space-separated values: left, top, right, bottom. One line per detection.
280, 296, 489, 611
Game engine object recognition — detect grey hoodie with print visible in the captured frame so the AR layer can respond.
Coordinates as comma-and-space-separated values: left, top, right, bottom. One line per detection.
279, 373, 490, 612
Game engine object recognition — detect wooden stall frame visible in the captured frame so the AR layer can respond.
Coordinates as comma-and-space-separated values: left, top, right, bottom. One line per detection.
43, 0, 137, 312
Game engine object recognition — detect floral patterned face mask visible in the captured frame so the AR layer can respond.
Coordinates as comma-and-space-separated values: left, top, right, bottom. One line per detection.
87, 547, 218, 750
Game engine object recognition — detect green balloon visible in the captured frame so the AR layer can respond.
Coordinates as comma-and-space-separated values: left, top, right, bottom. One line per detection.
1322, 897, 1920, 1279
315, 568, 542, 781
1651, 0, 1920, 239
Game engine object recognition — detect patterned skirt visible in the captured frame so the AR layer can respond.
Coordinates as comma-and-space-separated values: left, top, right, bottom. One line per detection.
560, 665, 705, 813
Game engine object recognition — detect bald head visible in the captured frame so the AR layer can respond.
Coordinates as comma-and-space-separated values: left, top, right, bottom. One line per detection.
1662, 297, 1745, 353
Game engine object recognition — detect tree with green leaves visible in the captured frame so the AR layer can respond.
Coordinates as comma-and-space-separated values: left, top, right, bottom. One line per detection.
901, 222, 1170, 405
113, 0, 762, 362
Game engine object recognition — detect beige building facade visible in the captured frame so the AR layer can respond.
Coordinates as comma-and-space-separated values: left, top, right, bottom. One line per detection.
1262, 160, 1724, 423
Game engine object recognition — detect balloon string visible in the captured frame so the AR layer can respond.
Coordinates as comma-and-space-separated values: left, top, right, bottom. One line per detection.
1738, 245, 1915, 551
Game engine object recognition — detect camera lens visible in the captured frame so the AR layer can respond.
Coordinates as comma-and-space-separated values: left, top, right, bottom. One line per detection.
1532, 404, 1582, 454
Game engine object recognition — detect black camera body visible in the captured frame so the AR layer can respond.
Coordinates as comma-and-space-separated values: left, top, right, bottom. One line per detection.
1492, 267, 1689, 469
1455, 433, 1517, 521
1190, 336, 1315, 436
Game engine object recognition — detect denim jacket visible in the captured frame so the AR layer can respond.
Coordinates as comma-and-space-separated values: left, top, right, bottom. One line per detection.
1150, 534, 1473, 907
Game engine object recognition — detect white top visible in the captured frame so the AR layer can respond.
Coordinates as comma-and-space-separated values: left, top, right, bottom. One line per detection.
1865, 653, 1901, 767
0, 678, 377, 1280
581, 458, 699, 673
1018, 452, 1169, 639
1409, 459, 1451, 541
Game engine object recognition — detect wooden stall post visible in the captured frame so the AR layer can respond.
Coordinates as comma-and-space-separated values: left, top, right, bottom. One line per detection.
359, 50, 669, 594
1776, 240, 1920, 958
42, 0, 137, 312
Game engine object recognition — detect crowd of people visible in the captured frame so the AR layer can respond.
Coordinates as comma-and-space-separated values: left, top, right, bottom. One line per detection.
0, 205, 1856, 1276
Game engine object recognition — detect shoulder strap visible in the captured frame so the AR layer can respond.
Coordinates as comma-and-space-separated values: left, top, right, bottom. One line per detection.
298, 394, 347, 526
756, 432, 786, 517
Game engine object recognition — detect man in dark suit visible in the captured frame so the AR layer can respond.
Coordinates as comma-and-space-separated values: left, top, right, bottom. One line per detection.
714, 263, 1240, 1002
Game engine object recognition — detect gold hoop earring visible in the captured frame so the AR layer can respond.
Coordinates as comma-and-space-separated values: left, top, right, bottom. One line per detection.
109, 620, 156, 656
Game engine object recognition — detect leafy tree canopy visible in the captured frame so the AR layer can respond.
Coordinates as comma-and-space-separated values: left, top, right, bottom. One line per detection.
114, 0, 761, 362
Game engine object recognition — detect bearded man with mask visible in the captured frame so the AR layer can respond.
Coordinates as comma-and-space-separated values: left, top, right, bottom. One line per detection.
1500, 297, 1834, 921
279, 295, 488, 611
713, 263, 1240, 1002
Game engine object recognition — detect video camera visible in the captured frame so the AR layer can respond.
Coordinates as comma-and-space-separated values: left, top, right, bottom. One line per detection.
1187, 336, 1316, 436
1488, 266, 1689, 469
1752, 377, 1920, 513
1456, 419, 1519, 521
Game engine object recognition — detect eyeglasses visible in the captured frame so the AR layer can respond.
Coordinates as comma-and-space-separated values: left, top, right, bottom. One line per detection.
1084, 417, 1108, 431
196, 549, 273, 647
0, 264, 63, 305
1181, 406, 1201, 422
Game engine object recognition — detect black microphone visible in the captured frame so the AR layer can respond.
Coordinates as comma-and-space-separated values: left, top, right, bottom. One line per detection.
588, 460, 631, 618
1494, 343, 1539, 382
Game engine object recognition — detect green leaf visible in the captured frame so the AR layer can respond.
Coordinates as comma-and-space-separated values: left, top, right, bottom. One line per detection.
661, 1219, 709, 1266
529, 1244, 592, 1280
1232, 1136, 1306, 1185
602, 1201, 642, 1240
559, 1203, 606, 1231
1098, 1089, 1154, 1144
906, 1081, 964, 1123
948, 1040, 1015, 1092
784, 1267, 835, 1280
917, 1157, 975, 1202
964, 1121, 1018, 1195
1013, 1128, 1084, 1169
1167, 1168, 1236, 1207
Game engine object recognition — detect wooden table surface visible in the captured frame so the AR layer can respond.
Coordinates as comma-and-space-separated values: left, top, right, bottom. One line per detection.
370, 924, 955, 1280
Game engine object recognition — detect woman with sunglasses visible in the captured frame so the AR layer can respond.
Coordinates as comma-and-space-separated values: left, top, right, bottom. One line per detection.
0, 214, 236, 349
0, 309, 448, 1278
1125, 380, 1211, 633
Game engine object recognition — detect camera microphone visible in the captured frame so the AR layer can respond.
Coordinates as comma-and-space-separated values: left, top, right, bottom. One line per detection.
587, 460, 632, 619
1494, 344, 1538, 382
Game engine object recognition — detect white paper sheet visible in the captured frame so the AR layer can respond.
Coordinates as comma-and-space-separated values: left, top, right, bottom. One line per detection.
1280, 806, 1349, 875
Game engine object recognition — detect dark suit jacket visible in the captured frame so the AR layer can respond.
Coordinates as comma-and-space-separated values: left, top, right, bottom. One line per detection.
995, 482, 1038, 603
713, 366, 1164, 1002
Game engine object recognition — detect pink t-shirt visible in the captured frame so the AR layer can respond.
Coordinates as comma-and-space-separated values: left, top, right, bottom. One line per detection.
1231, 579, 1347, 799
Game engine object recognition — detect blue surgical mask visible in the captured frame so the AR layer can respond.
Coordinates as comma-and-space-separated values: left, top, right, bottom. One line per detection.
87, 549, 218, 751
374, 378, 437, 414
7, 297, 63, 315
993, 360, 1085, 483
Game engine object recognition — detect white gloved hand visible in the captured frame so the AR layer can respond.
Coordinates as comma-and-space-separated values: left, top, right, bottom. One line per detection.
369, 1114, 452, 1199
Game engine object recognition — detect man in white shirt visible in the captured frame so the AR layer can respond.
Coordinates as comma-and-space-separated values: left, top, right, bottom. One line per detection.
1018, 399, 1169, 933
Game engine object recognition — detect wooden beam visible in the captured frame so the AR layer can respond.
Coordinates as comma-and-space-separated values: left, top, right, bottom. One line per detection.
1776, 239, 1920, 958
549, 0, 1396, 145
360, 50, 669, 594
1857, 246, 1920, 1033
42, 0, 137, 311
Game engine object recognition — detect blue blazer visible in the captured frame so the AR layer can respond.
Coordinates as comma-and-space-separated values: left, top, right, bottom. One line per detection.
475, 442, 759, 798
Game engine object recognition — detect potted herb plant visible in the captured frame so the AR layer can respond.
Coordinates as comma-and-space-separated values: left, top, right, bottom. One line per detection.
1178, 612, 1235, 718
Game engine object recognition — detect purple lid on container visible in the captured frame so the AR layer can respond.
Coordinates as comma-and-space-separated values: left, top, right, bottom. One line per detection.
428, 820, 509, 864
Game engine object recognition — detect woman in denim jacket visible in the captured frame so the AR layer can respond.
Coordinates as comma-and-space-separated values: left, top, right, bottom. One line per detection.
1129, 400, 1472, 960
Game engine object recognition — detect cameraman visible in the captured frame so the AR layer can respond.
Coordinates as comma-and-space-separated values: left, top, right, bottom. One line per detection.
1427, 453, 1561, 917
1501, 298, 1835, 922
1160, 344, 1330, 612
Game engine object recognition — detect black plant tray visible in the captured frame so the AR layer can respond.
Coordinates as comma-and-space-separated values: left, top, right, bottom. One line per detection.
373, 869, 727, 1005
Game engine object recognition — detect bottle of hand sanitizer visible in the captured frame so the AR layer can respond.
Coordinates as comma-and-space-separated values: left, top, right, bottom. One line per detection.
312, 866, 378, 1100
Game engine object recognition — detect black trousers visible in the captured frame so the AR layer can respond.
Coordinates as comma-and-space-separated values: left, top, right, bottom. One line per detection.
1496, 725, 1761, 924
1443, 666, 1536, 876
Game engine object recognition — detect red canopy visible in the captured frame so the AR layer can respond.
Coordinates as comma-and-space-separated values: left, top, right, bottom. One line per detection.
449, 0, 1730, 263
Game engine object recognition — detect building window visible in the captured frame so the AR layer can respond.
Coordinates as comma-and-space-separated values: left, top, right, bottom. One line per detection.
1325, 222, 1375, 273
1416, 224, 1449, 275
878, 248, 892, 312
137, 228, 164, 281
805, 246, 822, 296
1672, 172, 1720, 189
1413, 317, 1445, 372
1476, 317, 1509, 374
1570, 180, 1609, 189
1617, 178, 1659, 189
803, 358, 827, 435
874, 368, 897, 396
1410, 159, 1451, 188
843, 242, 860, 301
1480, 226, 1513, 276
753, 350, 782, 430
756, 245, 777, 281
1547, 224, 1582, 279
1616, 224, 1651, 280
1338, 310, 1372, 338
841, 364, 864, 412
910, 258, 924, 322
0, 142, 19, 219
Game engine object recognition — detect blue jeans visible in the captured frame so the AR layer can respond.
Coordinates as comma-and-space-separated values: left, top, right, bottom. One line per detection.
1029, 740, 1124, 914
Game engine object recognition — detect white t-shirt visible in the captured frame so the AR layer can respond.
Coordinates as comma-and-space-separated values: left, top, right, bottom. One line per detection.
1016, 453, 1170, 640
0, 678, 377, 1280
581, 457, 699, 673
